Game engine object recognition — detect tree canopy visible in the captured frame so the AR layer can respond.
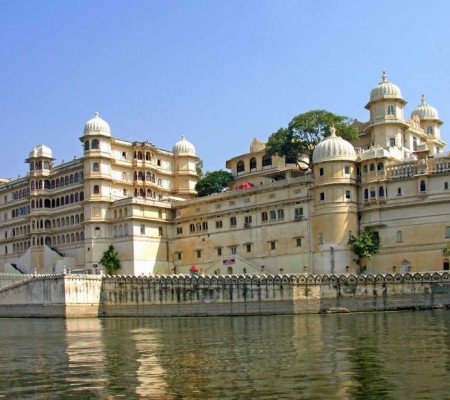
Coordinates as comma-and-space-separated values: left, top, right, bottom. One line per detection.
99, 245, 121, 275
348, 229, 381, 274
195, 170, 235, 197
265, 110, 359, 169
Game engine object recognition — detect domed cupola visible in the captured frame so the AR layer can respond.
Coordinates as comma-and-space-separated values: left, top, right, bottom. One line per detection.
312, 127, 357, 164
83, 112, 111, 136
366, 71, 406, 109
173, 135, 196, 156
411, 95, 441, 122
28, 144, 53, 159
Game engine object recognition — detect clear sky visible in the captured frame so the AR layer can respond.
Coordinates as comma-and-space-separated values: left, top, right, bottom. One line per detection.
1, 0, 450, 179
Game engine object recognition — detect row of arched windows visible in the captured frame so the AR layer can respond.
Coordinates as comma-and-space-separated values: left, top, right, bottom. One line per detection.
29, 160, 50, 171
84, 139, 100, 151
236, 155, 273, 174
30, 214, 84, 231
134, 188, 161, 199
30, 172, 83, 190
133, 171, 162, 185
12, 242, 31, 252
11, 188, 30, 200
31, 192, 84, 209
113, 224, 129, 237
12, 206, 30, 218
12, 225, 31, 237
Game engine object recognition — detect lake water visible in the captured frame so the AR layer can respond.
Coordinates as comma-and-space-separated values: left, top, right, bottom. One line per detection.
0, 310, 449, 399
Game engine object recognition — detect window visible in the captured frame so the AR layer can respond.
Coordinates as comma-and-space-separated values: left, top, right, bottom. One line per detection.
236, 160, 245, 174
91, 139, 99, 149
202, 221, 208, 231
246, 244, 252, 252
196, 250, 201, 258
140, 224, 145, 234
446, 227, 450, 238
277, 209, 284, 220
217, 247, 222, 256
379, 186, 385, 197
93, 185, 100, 194
84, 141, 90, 151
244, 215, 252, 225
176, 227, 183, 234
94, 227, 101, 237
270, 241, 276, 250
296, 237, 302, 247
158, 227, 163, 236
427, 125, 434, 135
389, 137, 396, 147
413, 137, 417, 151
262, 154, 272, 168
396, 231, 403, 243
269, 210, 276, 220
230, 246, 237, 255
445, 182, 449, 190
345, 190, 351, 200
294, 207, 303, 220
250, 157, 257, 170
230, 217, 236, 227
319, 167, 324, 176
370, 187, 376, 198
344, 165, 350, 175
189, 224, 195, 233
320, 192, 325, 201
122, 151, 127, 159
261, 211, 268, 222
216, 220, 223, 229
420, 180, 426, 193
93, 162, 99, 172
387, 104, 395, 116
176, 252, 182, 261
369, 163, 375, 172
377, 162, 384, 171
397, 187, 402, 196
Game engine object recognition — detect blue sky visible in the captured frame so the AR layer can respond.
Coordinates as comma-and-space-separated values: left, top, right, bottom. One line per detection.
1, 0, 450, 178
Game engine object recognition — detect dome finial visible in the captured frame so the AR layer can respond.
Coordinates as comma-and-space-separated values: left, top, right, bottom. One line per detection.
330, 125, 337, 137
94, 112, 99, 118
381, 71, 387, 83
421, 94, 426, 105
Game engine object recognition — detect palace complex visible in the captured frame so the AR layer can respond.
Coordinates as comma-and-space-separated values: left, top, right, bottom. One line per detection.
1, 72, 450, 276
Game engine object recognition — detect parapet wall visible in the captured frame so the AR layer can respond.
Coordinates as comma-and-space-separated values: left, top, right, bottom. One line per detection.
0, 272, 449, 318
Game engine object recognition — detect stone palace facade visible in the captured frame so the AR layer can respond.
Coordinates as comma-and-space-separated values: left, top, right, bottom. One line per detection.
1, 72, 450, 276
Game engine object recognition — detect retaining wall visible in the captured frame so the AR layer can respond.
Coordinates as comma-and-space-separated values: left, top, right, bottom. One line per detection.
0, 272, 449, 318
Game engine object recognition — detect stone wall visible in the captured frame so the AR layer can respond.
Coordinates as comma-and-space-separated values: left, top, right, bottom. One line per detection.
0, 272, 449, 318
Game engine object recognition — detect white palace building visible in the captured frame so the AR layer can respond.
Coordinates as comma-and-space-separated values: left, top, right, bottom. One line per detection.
1, 72, 450, 276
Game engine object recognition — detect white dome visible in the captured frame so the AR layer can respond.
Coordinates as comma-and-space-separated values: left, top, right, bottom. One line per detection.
173, 135, 196, 156
312, 127, 357, 164
369, 71, 403, 103
411, 95, 439, 120
83, 112, 111, 136
29, 144, 53, 159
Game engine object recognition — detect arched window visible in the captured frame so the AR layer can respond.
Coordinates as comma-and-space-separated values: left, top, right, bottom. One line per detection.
270, 210, 276, 220
413, 137, 417, 151
70, 174, 74, 184
261, 211, 268, 222
236, 160, 245, 174
369, 163, 375, 171
445, 227, 450, 238
91, 139, 99, 149
230, 216, 237, 227
93, 162, 99, 172
387, 104, 395, 116
93, 185, 100, 194
190, 224, 195, 233
397, 231, 403, 242
262, 154, 272, 168
427, 126, 434, 135
420, 180, 426, 193
277, 209, 284, 219
377, 162, 384, 171
94, 227, 101, 237
74, 173, 79, 182
65, 176, 69, 185
379, 186, 385, 197
137, 151, 143, 160
145, 152, 151, 161
250, 158, 257, 170
84, 141, 90, 151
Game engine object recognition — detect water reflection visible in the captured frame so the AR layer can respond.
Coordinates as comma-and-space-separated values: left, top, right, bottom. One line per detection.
0, 311, 449, 399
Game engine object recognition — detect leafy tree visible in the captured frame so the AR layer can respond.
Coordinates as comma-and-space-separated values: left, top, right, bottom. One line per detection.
196, 159, 204, 178
348, 229, 381, 274
265, 110, 359, 169
443, 243, 450, 257
99, 245, 121, 275
195, 170, 234, 197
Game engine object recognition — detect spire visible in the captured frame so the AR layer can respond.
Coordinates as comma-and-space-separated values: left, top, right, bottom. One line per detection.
330, 125, 337, 137
381, 71, 387, 83
421, 94, 426, 105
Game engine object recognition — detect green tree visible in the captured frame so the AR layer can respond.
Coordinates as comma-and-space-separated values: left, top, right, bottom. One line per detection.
195, 170, 234, 197
443, 243, 450, 257
196, 159, 204, 178
265, 110, 359, 169
99, 245, 121, 275
348, 229, 381, 274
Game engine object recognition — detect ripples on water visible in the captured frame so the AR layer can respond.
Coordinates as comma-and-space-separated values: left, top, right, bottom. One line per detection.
0, 310, 449, 399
